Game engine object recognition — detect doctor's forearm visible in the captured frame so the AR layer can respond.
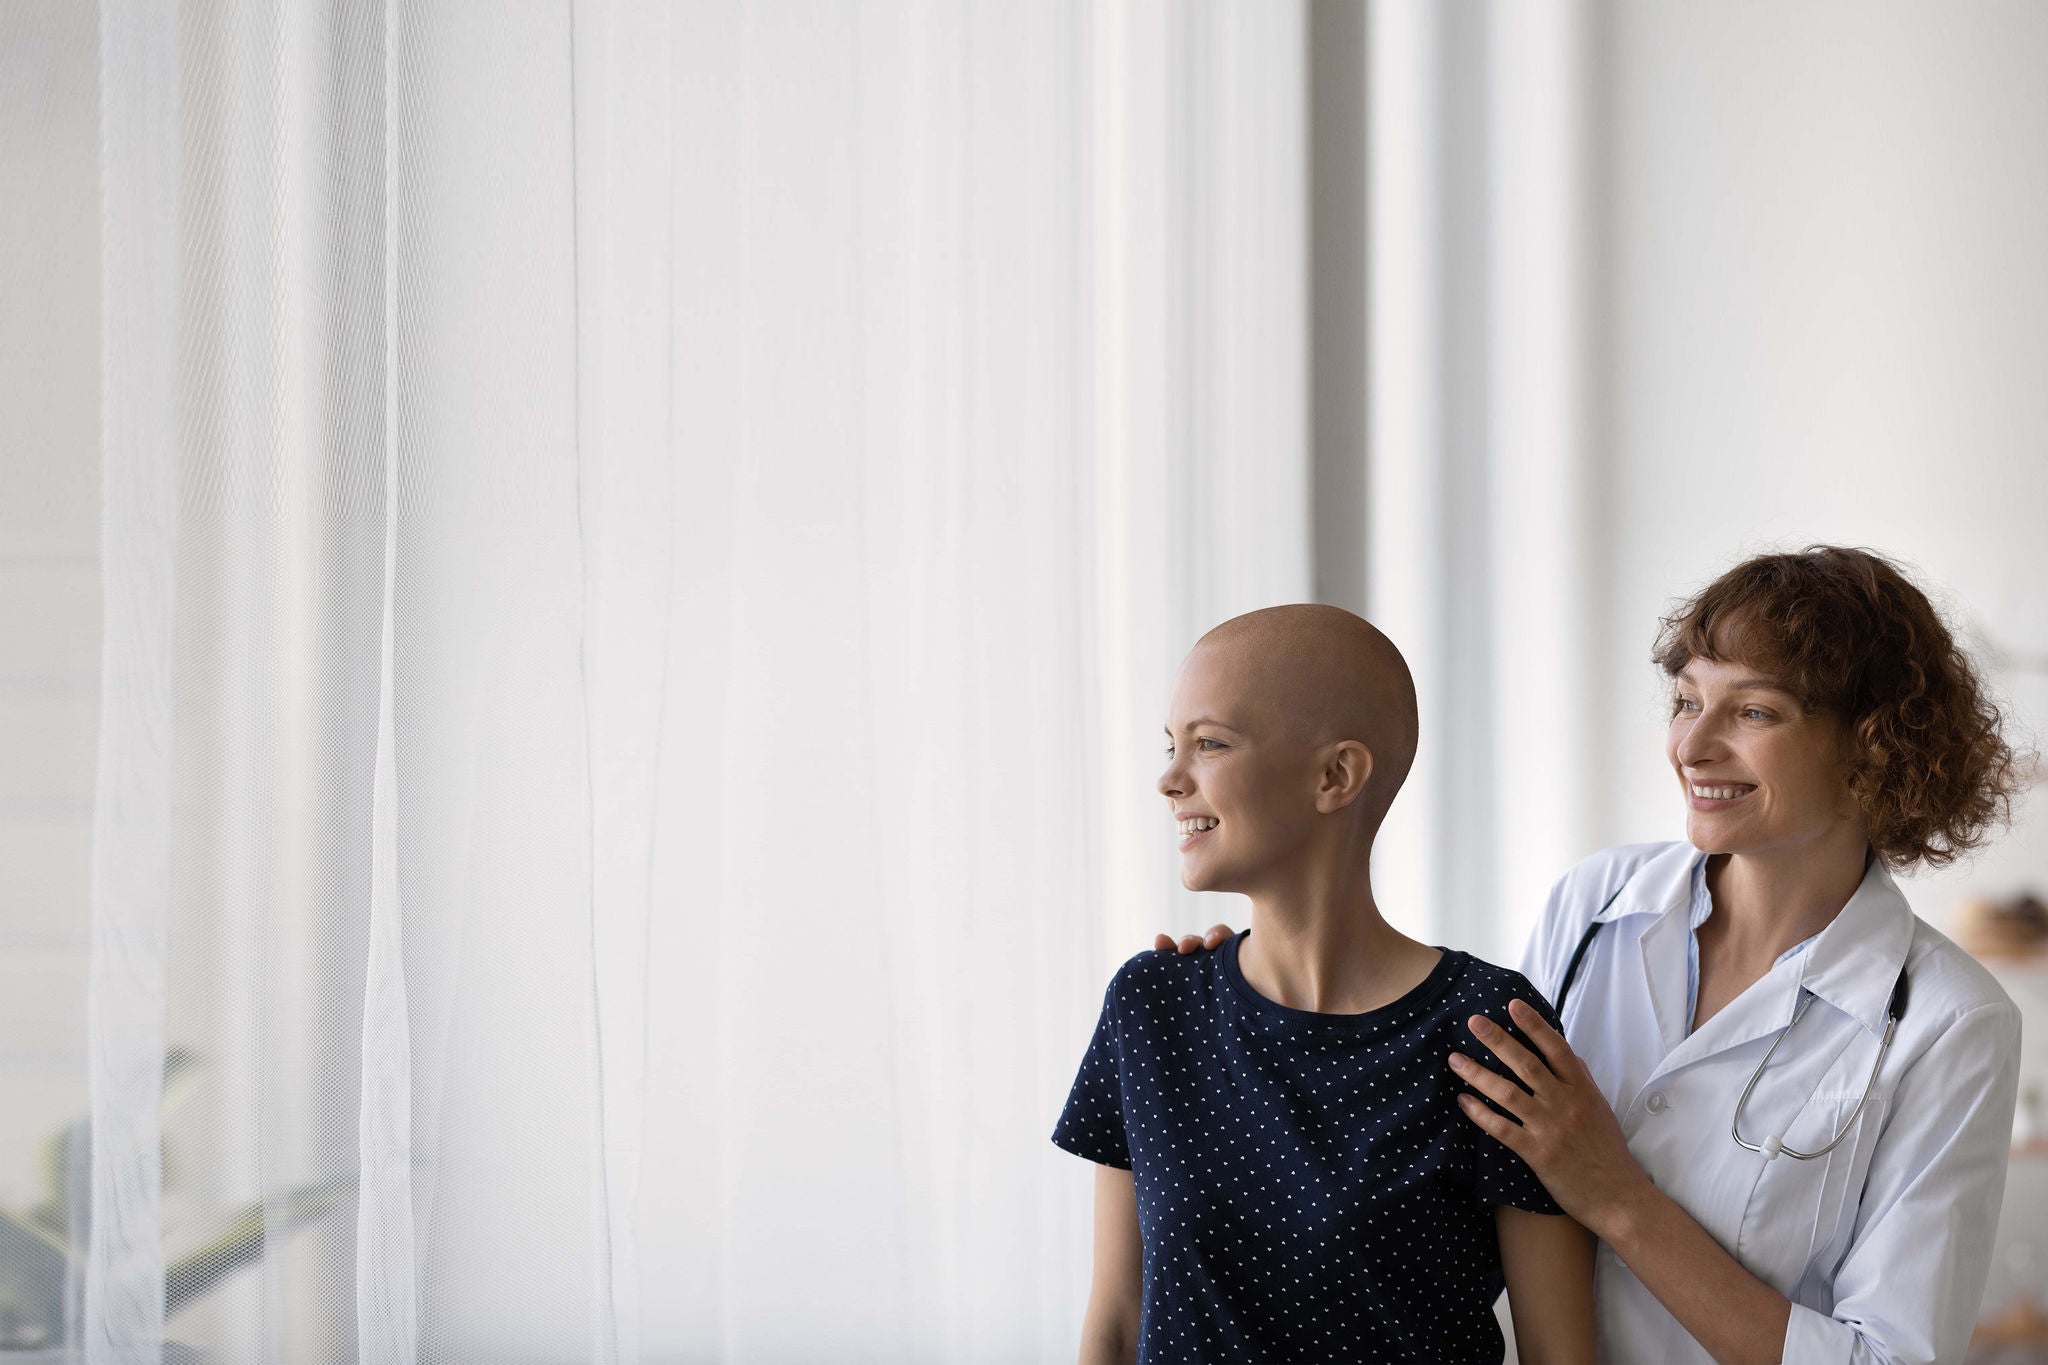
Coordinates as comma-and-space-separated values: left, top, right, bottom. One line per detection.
1598, 1181, 1791, 1365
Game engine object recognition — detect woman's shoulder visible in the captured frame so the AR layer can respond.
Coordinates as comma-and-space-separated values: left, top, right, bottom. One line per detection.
1518, 841, 1694, 991
1444, 950, 1562, 1025
1530, 840, 1691, 937
1900, 914, 2021, 1028
1555, 839, 1690, 897
1103, 944, 1218, 1003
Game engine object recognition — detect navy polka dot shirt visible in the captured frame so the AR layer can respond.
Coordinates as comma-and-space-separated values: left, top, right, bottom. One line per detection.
1053, 931, 1565, 1363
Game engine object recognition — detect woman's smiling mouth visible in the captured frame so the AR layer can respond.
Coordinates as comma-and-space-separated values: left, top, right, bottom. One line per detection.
1687, 782, 1756, 810
1176, 815, 1219, 849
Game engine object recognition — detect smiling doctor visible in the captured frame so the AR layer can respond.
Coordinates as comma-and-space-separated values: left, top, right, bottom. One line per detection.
1161, 546, 2026, 1364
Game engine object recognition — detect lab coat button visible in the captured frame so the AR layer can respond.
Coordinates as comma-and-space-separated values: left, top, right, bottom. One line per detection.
1644, 1090, 1669, 1116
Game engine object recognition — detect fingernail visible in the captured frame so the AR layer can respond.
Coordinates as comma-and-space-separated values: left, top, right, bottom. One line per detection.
1447, 1053, 1468, 1071
1468, 1015, 1494, 1036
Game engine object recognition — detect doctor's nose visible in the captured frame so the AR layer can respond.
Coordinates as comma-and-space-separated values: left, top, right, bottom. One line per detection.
1674, 712, 1729, 767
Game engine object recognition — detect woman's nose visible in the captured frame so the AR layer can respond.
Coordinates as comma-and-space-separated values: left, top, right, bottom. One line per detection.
1675, 711, 1726, 765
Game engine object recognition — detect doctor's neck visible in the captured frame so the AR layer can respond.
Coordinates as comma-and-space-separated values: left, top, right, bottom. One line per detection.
1703, 824, 1874, 958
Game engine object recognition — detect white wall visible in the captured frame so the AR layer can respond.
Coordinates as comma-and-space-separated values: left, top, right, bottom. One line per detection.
1597, 0, 2048, 1321
1598, 0, 2048, 926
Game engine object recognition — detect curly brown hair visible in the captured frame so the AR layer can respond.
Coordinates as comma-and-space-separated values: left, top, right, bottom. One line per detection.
1652, 545, 2027, 871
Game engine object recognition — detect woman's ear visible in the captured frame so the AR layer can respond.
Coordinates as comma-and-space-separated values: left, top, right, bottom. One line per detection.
1317, 740, 1375, 813
1833, 719, 1872, 824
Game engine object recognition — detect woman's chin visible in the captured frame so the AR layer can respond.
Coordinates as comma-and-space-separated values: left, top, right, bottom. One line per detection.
1685, 818, 1752, 856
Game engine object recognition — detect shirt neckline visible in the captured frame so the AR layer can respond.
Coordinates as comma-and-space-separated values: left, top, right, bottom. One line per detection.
1219, 929, 1467, 1037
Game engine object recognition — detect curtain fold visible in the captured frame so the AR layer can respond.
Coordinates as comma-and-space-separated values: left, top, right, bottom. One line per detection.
90, 0, 179, 1354
82, 2, 1313, 1359
568, 6, 674, 1361
1364, 0, 1600, 965
355, 0, 415, 1352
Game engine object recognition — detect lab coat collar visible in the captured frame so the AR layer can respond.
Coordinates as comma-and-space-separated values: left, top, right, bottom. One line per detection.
1608, 842, 1916, 1067
1590, 841, 1697, 925
1589, 843, 1718, 1059
1791, 855, 1916, 1038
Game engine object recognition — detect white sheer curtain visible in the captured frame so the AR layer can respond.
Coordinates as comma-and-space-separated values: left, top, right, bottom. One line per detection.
1360, 0, 1601, 968
78, 2, 1308, 1361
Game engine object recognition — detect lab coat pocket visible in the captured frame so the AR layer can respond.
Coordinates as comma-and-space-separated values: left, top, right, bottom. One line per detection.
1735, 1089, 1862, 1290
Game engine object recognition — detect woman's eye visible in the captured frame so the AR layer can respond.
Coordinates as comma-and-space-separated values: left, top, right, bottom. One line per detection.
1742, 708, 1771, 721
1672, 696, 1699, 714
1163, 738, 1222, 756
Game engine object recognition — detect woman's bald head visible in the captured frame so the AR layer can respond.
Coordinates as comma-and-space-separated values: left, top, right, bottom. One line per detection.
1181, 604, 1418, 826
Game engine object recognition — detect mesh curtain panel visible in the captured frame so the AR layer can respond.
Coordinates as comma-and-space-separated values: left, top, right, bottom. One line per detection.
64, 1, 1310, 1361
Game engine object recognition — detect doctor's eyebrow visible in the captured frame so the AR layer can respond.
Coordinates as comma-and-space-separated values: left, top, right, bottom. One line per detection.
1674, 670, 1798, 696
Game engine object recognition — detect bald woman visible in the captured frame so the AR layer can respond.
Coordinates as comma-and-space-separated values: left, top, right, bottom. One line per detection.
1053, 606, 1595, 1364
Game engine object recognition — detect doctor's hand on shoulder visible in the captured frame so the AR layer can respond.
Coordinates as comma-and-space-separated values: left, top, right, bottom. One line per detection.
1446, 998, 1653, 1232
1154, 925, 1234, 955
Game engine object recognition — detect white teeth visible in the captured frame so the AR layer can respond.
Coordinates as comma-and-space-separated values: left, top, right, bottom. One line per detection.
1690, 784, 1751, 801
1177, 817, 1220, 835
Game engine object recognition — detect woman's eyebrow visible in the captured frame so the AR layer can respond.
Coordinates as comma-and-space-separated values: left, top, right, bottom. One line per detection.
1165, 718, 1245, 736
1675, 670, 1795, 696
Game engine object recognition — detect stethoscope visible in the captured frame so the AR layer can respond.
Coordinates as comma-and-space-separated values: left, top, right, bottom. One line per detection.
1554, 880, 1910, 1163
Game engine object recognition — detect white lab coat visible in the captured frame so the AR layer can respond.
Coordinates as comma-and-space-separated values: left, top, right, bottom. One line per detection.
1521, 841, 2023, 1365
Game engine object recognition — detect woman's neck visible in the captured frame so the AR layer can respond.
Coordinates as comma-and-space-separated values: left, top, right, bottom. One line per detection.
1240, 871, 1440, 1014
1702, 827, 1873, 963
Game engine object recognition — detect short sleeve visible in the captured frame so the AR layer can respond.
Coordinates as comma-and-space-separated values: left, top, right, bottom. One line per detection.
1051, 977, 1132, 1169
1459, 977, 1565, 1214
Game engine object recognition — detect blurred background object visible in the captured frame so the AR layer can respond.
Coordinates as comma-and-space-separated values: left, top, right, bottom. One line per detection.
6, 0, 2048, 1360
1954, 894, 2048, 964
